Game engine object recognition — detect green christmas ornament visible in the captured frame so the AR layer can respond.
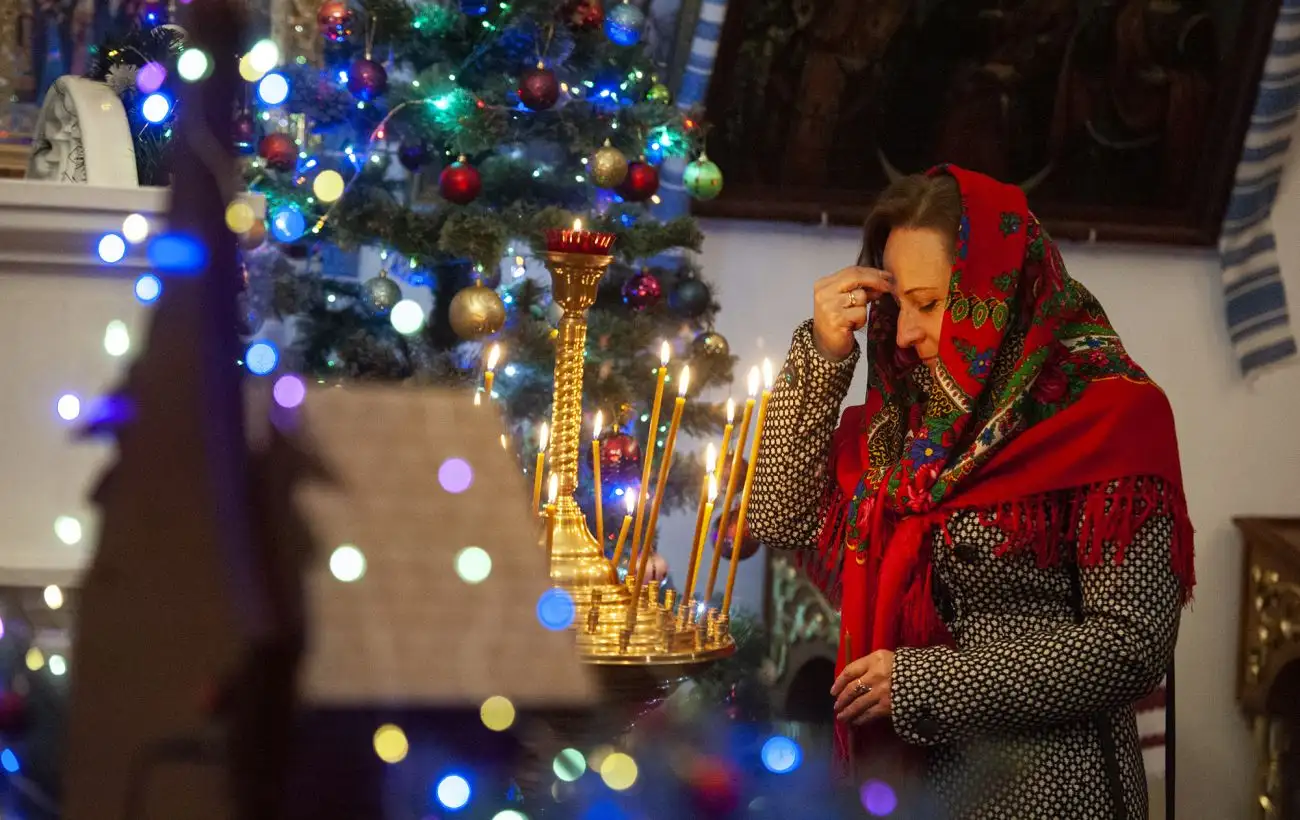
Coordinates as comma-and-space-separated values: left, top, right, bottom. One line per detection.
683, 154, 724, 201
645, 82, 671, 105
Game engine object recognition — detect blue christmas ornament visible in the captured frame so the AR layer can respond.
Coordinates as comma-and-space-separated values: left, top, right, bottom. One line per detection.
604, 2, 644, 46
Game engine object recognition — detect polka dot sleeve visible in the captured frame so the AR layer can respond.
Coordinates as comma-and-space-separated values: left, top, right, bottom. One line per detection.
889, 512, 1182, 747
747, 320, 859, 551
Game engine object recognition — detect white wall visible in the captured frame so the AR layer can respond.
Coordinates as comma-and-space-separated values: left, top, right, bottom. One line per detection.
654, 168, 1300, 818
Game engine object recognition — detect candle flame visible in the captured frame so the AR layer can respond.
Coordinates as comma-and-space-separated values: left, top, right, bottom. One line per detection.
678, 365, 691, 396
500, 434, 508, 449
705, 442, 717, 474
726, 397, 735, 423
762, 358, 774, 389
573, 218, 583, 232
747, 366, 760, 397
539, 421, 549, 450
547, 473, 559, 504
659, 340, 671, 366
624, 492, 636, 514
593, 410, 604, 440
473, 391, 482, 406
707, 474, 718, 502
486, 343, 501, 371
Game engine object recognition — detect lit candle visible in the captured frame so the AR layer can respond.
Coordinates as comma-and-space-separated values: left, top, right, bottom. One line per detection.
473, 390, 482, 407
591, 410, 605, 549
706, 368, 759, 601
531, 421, 549, 511
609, 492, 636, 572
483, 343, 501, 397
722, 359, 774, 616
500, 433, 508, 450
629, 341, 670, 569
544, 473, 559, 561
633, 364, 690, 601
573, 217, 583, 233
716, 398, 736, 486
683, 446, 718, 609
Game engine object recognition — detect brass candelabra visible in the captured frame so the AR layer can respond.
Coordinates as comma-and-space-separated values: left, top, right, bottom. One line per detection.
540, 246, 734, 696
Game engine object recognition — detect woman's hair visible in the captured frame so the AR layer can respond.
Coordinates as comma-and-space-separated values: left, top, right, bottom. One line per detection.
858, 174, 963, 268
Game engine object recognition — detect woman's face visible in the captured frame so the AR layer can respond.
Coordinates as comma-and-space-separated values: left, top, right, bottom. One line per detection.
882, 226, 953, 376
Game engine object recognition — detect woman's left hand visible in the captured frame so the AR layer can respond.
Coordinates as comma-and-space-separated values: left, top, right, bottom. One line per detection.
830, 649, 895, 725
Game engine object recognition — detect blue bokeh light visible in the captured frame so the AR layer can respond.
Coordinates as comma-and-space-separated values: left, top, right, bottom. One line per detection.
435, 774, 471, 810
141, 92, 172, 123
536, 588, 575, 631
244, 341, 279, 376
760, 735, 802, 775
134, 273, 163, 303
270, 206, 306, 242
148, 233, 208, 273
1, 748, 19, 773
257, 72, 290, 106
97, 233, 127, 263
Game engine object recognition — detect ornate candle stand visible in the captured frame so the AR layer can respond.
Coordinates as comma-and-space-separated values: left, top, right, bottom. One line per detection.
539, 228, 733, 705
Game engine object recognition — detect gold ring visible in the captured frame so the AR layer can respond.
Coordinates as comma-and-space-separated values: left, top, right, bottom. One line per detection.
853, 680, 870, 697
846, 290, 858, 309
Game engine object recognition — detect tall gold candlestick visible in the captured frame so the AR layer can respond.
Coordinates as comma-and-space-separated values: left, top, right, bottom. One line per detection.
682, 460, 718, 608
539, 245, 620, 602
706, 370, 759, 601
544, 473, 559, 561
632, 365, 690, 605
531, 421, 549, 512
609, 492, 635, 572
722, 359, 774, 616
591, 410, 605, 550
484, 343, 501, 397
630, 341, 671, 571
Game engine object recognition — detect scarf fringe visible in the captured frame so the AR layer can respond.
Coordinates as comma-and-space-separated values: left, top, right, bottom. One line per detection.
964, 475, 1196, 603
800, 454, 854, 608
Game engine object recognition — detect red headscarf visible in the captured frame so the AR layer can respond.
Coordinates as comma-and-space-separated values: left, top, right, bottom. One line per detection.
799, 166, 1196, 766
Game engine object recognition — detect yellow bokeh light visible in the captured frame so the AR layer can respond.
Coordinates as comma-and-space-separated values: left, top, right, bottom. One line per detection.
480, 695, 516, 731
372, 723, 409, 764
238, 54, 266, 83
312, 169, 346, 203
225, 201, 256, 234
599, 752, 638, 791
455, 546, 492, 584
553, 748, 586, 782
25, 647, 45, 671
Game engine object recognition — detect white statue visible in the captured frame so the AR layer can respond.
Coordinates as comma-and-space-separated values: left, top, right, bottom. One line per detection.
26, 76, 139, 187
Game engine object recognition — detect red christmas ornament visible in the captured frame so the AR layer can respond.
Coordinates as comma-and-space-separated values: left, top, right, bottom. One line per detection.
616, 160, 659, 201
598, 431, 641, 484
621, 269, 661, 310
347, 57, 388, 101
257, 133, 298, 171
0, 689, 28, 734
711, 497, 759, 561
519, 64, 560, 111
439, 158, 482, 204
563, 0, 603, 28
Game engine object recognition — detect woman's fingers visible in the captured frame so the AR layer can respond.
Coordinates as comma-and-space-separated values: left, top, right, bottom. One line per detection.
829, 656, 873, 697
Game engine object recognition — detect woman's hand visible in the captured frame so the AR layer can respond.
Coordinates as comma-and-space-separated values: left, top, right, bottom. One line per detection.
830, 649, 895, 725
812, 266, 894, 361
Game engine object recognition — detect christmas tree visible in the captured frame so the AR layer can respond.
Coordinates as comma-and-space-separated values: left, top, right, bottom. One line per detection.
215, 0, 731, 558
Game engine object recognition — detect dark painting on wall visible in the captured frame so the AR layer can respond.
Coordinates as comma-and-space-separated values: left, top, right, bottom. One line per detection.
699, 0, 1284, 246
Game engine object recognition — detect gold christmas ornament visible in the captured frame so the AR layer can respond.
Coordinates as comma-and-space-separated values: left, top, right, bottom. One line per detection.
591, 140, 629, 189
449, 283, 507, 340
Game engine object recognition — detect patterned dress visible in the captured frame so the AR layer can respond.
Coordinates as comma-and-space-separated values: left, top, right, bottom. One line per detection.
749, 322, 1182, 819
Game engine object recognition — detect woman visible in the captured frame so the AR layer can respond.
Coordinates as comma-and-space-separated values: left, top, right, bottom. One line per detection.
748, 165, 1194, 818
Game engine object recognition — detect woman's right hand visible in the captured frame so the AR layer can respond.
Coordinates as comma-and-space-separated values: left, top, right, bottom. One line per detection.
812, 266, 894, 361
